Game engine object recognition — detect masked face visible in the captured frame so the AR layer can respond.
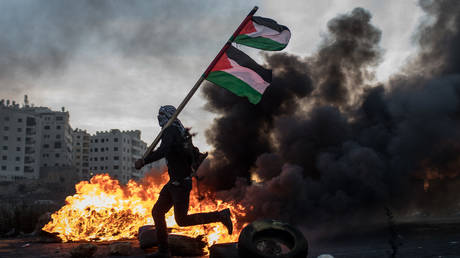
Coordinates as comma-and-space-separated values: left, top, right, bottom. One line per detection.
157, 111, 168, 127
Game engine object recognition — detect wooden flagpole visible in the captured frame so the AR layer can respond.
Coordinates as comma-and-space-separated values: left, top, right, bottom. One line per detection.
142, 6, 259, 159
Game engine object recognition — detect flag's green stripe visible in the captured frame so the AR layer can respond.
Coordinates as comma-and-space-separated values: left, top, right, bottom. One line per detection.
207, 71, 262, 104
234, 35, 287, 51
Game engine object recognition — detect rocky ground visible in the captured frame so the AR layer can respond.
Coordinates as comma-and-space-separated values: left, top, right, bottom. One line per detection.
1, 218, 460, 257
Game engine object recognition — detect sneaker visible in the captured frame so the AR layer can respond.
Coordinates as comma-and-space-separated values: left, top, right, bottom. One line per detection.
220, 208, 233, 235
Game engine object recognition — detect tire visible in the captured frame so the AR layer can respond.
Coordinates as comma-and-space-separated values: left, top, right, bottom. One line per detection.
209, 243, 239, 258
238, 219, 308, 258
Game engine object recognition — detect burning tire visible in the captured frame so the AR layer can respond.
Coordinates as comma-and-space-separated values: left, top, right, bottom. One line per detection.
238, 219, 308, 258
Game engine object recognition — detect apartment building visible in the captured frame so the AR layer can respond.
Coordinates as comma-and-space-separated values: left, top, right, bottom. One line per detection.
32, 107, 73, 168
0, 100, 43, 181
72, 129, 90, 180
89, 129, 150, 184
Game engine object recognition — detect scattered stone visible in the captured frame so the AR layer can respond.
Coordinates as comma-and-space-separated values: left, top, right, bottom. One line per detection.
4, 228, 16, 237
33, 212, 52, 235
138, 225, 157, 249
109, 242, 132, 256
70, 243, 97, 258
168, 234, 206, 256
37, 230, 62, 243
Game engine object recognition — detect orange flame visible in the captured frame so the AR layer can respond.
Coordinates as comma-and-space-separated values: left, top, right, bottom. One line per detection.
42, 172, 246, 246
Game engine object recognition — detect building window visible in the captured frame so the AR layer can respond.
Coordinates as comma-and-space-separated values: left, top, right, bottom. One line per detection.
26, 117, 36, 126
114, 165, 119, 170
56, 125, 61, 130
4, 117, 9, 121
95, 157, 98, 161
15, 157, 20, 161
2, 146, 7, 150
55, 153, 60, 158
17, 118, 22, 123
2, 156, 6, 160
43, 144, 49, 148
114, 138, 118, 142
101, 148, 104, 152
16, 147, 20, 151
56, 134, 61, 139
17, 128, 22, 132
3, 136, 7, 140
54, 142, 61, 148
44, 125, 50, 130
15, 167, 20, 171
4, 126, 9, 131
101, 139, 104, 143
114, 147, 118, 151
114, 156, 119, 160
95, 139, 98, 143
95, 148, 98, 152
56, 116, 63, 121
17, 137, 21, 141
1, 166, 6, 170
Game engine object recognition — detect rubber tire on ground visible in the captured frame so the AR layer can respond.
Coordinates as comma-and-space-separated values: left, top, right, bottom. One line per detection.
209, 243, 239, 258
238, 219, 308, 258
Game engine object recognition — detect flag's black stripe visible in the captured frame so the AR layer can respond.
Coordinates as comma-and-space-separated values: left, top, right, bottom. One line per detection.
252, 16, 289, 33
226, 45, 272, 83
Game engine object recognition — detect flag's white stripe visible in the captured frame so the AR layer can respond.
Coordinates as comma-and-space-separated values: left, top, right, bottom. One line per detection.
221, 59, 270, 94
246, 23, 290, 44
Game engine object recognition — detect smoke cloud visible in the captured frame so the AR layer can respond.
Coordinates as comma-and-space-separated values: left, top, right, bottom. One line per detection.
200, 0, 460, 232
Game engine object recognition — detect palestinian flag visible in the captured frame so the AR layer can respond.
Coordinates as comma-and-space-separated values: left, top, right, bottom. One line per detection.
206, 45, 272, 104
234, 16, 291, 51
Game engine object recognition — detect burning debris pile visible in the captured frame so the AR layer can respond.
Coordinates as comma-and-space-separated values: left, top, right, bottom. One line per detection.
200, 0, 460, 231
42, 172, 246, 246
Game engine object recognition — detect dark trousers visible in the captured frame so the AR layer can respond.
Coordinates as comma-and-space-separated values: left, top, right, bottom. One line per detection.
152, 179, 220, 250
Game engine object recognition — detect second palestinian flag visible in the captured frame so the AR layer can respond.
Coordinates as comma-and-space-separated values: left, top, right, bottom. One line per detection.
234, 16, 291, 51
206, 45, 271, 104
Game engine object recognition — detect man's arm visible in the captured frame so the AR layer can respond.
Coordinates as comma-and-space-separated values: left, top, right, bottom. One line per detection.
135, 127, 177, 169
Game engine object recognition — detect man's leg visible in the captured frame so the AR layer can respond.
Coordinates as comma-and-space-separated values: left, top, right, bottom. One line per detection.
151, 184, 173, 255
170, 180, 233, 234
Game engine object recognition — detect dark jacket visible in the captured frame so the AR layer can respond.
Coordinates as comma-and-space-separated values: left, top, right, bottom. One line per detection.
144, 126, 192, 181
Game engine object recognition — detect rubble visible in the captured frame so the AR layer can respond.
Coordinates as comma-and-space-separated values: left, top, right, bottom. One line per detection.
70, 243, 97, 258
109, 242, 132, 256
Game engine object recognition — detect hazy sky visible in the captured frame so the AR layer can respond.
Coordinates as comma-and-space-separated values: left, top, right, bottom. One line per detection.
0, 0, 424, 150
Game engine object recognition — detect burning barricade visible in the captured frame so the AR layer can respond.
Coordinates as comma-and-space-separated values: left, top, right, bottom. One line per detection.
42, 173, 245, 246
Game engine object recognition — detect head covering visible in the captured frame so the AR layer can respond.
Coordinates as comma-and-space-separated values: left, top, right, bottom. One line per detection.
157, 105, 186, 136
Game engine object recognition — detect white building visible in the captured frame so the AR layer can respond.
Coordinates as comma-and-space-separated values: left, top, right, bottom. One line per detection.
34, 107, 73, 168
89, 129, 150, 184
0, 99, 43, 181
72, 129, 90, 180
0, 96, 75, 182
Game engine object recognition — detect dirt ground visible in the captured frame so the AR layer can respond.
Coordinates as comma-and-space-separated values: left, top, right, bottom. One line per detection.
1, 219, 460, 257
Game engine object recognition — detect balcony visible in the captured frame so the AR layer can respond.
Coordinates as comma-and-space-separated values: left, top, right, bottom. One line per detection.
26, 128, 36, 135
25, 158, 35, 164
25, 139, 36, 145
24, 166, 34, 173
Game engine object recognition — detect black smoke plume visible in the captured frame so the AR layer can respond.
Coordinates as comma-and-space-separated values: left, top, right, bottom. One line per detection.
200, 0, 460, 232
